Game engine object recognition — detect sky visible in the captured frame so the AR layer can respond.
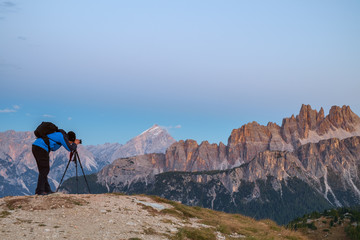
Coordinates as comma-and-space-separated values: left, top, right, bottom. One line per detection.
1, 0, 360, 145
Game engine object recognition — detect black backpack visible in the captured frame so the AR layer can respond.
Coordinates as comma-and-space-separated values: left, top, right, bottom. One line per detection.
34, 122, 59, 151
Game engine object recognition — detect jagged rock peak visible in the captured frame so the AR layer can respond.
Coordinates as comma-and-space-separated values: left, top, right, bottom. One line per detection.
226, 104, 360, 163
327, 105, 360, 130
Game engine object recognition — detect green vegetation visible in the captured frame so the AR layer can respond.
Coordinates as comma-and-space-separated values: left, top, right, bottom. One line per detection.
148, 195, 306, 240
287, 206, 360, 240
149, 175, 332, 225
172, 227, 216, 240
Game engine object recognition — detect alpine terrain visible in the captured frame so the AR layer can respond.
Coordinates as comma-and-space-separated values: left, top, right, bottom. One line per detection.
61, 105, 360, 224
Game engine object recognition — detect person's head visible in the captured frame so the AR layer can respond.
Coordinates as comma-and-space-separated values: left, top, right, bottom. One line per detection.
67, 131, 76, 142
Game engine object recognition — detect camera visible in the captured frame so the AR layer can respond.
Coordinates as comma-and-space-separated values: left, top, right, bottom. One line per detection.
79, 139, 82, 144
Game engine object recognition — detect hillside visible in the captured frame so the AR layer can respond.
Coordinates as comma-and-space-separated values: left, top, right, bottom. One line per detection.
0, 193, 307, 240
287, 207, 360, 240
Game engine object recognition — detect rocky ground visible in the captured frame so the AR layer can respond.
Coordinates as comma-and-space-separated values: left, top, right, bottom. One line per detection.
0, 193, 205, 240
0, 193, 307, 240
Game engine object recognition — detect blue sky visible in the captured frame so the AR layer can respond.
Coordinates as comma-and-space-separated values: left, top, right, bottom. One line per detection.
1, 0, 360, 145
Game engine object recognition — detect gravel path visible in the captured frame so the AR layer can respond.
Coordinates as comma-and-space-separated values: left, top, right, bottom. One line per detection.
0, 193, 199, 240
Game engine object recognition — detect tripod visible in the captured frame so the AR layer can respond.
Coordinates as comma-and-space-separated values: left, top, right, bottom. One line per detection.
56, 150, 91, 194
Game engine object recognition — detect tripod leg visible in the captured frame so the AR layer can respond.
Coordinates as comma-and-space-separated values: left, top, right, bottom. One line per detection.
75, 155, 78, 194
76, 151, 91, 194
56, 158, 72, 192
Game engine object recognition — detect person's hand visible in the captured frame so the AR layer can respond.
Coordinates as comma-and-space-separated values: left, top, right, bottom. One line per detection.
74, 139, 81, 145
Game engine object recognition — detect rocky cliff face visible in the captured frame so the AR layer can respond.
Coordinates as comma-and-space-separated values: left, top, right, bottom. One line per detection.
164, 105, 360, 172
165, 140, 228, 172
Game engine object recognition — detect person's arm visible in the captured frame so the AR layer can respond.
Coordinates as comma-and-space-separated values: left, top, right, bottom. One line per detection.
58, 129, 77, 152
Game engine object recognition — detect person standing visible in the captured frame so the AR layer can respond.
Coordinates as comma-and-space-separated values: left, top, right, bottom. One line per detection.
32, 129, 80, 195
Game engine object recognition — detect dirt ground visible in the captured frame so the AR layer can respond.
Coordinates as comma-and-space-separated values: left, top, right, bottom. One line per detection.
0, 193, 203, 240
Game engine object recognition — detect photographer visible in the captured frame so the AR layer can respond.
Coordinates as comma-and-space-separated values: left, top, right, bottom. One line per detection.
32, 130, 80, 195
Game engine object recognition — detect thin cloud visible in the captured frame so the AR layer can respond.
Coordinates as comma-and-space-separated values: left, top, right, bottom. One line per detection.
1, 1, 16, 7
162, 125, 182, 131
43, 114, 55, 118
68, 117, 72, 120
0, 108, 16, 113
0, 105, 20, 113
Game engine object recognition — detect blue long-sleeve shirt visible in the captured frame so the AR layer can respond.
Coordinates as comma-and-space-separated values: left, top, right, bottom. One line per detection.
33, 129, 77, 152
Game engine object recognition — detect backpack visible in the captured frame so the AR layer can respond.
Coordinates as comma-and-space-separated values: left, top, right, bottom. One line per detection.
34, 122, 59, 151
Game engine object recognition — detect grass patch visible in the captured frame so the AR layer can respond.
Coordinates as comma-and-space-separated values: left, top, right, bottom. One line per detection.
244, 227, 259, 233
5, 198, 30, 210
108, 192, 126, 196
285, 237, 300, 240
172, 227, 216, 240
161, 218, 174, 224
143, 227, 158, 235
70, 200, 84, 206
0, 211, 11, 218
38, 223, 46, 227
15, 218, 32, 224
216, 224, 231, 235
128, 238, 142, 240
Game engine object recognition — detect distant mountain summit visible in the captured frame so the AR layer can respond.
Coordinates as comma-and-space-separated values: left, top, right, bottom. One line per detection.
111, 124, 176, 160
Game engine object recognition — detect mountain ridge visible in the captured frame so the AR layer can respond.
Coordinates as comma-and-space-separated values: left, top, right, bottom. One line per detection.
164, 104, 360, 172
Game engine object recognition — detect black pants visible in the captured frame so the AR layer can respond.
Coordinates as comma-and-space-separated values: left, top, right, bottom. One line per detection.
32, 145, 52, 194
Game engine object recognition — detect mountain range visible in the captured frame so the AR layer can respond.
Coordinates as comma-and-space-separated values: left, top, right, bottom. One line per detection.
3, 104, 360, 225
0, 124, 175, 197
61, 104, 360, 224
